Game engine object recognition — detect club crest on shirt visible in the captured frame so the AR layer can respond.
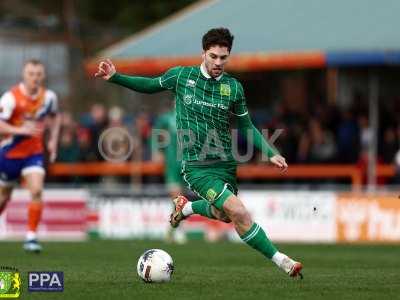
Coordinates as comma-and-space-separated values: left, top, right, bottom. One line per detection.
220, 84, 231, 97
186, 79, 196, 88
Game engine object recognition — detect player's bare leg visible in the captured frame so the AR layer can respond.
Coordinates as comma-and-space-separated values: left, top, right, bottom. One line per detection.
210, 206, 231, 223
223, 195, 303, 279
0, 186, 13, 215
22, 171, 45, 253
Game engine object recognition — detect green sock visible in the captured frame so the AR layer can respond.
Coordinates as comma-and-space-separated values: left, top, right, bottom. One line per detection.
240, 223, 278, 259
191, 200, 216, 219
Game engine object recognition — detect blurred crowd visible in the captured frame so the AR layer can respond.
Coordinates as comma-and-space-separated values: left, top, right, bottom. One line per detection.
257, 100, 400, 166
56, 100, 400, 166
57, 103, 152, 163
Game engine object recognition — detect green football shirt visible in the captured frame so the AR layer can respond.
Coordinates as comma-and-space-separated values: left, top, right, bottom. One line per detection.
158, 65, 248, 163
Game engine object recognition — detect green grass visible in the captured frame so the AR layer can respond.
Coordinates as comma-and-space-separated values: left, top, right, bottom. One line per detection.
1, 240, 400, 299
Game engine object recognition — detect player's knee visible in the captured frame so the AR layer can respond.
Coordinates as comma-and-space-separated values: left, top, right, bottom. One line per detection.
234, 208, 251, 226
211, 206, 232, 223
218, 210, 232, 223
30, 189, 42, 201
224, 202, 251, 225
220, 215, 232, 223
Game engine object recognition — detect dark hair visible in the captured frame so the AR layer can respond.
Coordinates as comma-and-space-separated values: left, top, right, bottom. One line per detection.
202, 27, 234, 52
24, 59, 44, 66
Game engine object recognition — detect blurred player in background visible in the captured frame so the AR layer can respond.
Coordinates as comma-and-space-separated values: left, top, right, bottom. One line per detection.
0, 59, 60, 252
152, 106, 186, 243
152, 106, 182, 199
96, 28, 303, 279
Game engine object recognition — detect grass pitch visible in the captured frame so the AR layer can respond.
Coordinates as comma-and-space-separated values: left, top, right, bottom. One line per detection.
1, 240, 399, 300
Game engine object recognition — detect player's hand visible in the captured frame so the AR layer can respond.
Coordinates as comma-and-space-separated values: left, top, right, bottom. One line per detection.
270, 154, 288, 172
17, 122, 42, 137
94, 59, 116, 80
47, 139, 58, 163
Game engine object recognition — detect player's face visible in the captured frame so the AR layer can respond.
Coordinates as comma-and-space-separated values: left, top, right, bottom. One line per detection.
202, 46, 230, 78
22, 63, 45, 92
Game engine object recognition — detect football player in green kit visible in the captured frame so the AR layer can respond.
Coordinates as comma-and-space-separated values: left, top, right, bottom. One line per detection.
95, 28, 303, 279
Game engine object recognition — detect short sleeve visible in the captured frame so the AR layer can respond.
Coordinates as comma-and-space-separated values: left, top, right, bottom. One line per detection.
0, 92, 16, 120
231, 81, 248, 117
158, 67, 182, 91
46, 90, 58, 114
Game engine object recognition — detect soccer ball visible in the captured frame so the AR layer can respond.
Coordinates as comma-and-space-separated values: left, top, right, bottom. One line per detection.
137, 249, 174, 283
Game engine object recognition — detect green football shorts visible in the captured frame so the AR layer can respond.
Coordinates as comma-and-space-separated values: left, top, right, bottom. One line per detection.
181, 160, 238, 210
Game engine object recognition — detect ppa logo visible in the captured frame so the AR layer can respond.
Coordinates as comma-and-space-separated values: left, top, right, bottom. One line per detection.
28, 272, 64, 292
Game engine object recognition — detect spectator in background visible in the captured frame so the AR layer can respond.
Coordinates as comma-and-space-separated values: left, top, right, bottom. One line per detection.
297, 118, 336, 163
53, 97, 400, 172
57, 112, 80, 162
57, 127, 79, 162
134, 112, 152, 161
275, 102, 309, 164
76, 126, 100, 183
108, 105, 124, 127
358, 114, 372, 158
336, 110, 360, 163
269, 121, 299, 164
60, 111, 76, 130
380, 127, 398, 163
77, 127, 97, 162
53, 112, 79, 183
83, 103, 108, 160
99, 106, 133, 163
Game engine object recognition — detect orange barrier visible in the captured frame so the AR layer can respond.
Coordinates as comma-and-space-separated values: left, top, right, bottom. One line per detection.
376, 164, 396, 177
85, 52, 326, 76
236, 164, 363, 188
47, 162, 399, 188
48, 162, 163, 176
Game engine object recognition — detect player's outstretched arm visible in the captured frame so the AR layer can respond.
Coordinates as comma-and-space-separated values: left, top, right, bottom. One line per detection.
237, 114, 288, 171
233, 81, 287, 171
0, 120, 41, 136
95, 59, 166, 94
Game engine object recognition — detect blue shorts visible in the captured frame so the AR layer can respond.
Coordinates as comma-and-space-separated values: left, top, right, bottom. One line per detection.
0, 152, 45, 186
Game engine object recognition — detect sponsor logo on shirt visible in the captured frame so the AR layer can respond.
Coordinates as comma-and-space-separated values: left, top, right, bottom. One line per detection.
183, 96, 228, 110
183, 94, 193, 105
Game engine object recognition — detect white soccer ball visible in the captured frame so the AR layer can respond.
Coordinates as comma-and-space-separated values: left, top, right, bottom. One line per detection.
137, 249, 174, 283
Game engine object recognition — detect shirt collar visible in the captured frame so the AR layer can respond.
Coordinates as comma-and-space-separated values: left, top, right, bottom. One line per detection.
200, 63, 223, 81
19, 83, 41, 100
